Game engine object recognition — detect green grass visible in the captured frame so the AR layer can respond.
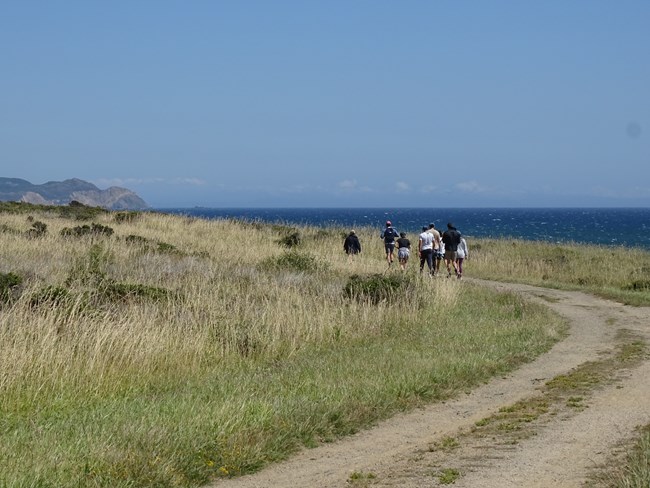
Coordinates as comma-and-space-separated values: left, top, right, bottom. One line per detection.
0, 282, 561, 487
468, 239, 650, 306
2, 203, 648, 487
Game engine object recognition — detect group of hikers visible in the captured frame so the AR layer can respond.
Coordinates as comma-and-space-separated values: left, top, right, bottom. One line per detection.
343, 220, 469, 279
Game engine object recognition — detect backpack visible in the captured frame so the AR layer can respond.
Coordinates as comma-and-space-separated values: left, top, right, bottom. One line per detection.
382, 227, 398, 242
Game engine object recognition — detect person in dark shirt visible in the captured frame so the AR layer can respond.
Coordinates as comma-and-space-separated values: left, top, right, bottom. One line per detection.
380, 220, 399, 266
396, 232, 411, 271
343, 230, 361, 260
441, 222, 462, 277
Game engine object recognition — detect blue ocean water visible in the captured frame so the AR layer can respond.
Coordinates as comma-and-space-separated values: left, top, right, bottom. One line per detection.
159, 208, 650, 250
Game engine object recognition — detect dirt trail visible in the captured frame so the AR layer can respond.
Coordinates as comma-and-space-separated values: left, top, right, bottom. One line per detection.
213, 280, 650, 488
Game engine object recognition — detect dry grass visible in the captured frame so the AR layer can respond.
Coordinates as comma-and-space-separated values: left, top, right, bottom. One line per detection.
0, 209, 566, 487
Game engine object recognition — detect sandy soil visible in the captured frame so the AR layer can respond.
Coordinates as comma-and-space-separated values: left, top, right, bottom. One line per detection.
212, 280, 650, 488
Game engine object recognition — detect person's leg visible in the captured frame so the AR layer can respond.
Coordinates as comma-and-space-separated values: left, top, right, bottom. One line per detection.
426, 250, 433, 275
457, 257, 464, 278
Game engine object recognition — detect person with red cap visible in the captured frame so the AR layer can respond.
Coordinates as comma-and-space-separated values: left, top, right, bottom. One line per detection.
380, 220, 399, 266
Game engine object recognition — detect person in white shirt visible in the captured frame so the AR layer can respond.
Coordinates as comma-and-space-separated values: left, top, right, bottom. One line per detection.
456, 237, 469, 279
418, 226, 434, 275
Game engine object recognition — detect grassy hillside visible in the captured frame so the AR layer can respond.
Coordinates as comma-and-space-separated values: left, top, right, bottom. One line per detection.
3, 205, 644, 487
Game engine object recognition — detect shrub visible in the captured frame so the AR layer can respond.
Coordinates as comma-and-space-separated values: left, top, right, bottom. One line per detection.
157, 241, 181, 255
0, 272, 23, 304
624, 280, 650, 291
29, 285, 71, 309
100, 282, 174, 303
277, 229, 301, 248
61, 223, 114, 237
25, 220, 47, 238
125, 234, 149, 246
63, 201, 106, 220
65, 244, 111, 286
343, 273, 413, 304
114, 211, 141, 223
263, 251, 325, 273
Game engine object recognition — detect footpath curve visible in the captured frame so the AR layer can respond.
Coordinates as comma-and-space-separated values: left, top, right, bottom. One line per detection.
213, 280, 650, 488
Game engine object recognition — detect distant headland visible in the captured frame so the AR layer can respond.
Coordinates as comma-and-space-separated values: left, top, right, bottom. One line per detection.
0, 177, 149, 210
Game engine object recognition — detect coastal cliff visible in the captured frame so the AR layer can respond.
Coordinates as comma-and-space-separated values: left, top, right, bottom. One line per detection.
0, 177, 149, 210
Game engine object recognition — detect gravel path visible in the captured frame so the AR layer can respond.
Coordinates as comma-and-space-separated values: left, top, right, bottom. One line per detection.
212, 280, 650, 488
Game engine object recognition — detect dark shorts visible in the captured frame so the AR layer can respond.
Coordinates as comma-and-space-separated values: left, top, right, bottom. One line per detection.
385, 242, 395, 254
445, 250, 458, 261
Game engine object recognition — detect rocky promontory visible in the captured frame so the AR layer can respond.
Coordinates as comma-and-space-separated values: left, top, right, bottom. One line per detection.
0, 177, 149, 210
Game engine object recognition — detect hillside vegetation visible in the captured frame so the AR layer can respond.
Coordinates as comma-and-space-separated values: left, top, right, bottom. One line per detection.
3, 205, 646, 487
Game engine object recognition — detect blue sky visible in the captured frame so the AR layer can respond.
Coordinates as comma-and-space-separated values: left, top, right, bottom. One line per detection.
1, 1, 649, 208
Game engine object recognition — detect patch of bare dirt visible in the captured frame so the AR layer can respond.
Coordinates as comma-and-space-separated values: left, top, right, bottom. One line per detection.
212, 280, 650, 488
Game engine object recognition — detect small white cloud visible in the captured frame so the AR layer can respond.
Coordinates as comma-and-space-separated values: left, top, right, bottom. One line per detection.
455, 180, 487, 193
336, 179, 373, 193
94, 177, 206, 187
419, 185, 438, 194
395, 181, 410, 192
171, 177, 207, 186
338, 179, 358, 190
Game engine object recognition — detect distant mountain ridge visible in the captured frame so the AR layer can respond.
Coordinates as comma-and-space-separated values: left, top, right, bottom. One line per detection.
0, 177, 149, 210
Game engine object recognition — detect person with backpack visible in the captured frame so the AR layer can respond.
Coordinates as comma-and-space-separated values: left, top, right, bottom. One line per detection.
380, 220, 399, 266
441, 222, 462, 277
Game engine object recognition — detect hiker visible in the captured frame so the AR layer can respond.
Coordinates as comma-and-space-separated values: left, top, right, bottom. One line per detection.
441, 222, 462, 277
380, 220, 399, 266
428, 223, 442, 276
343, 230, 362, 259
396, 232, 411, 271
418, 226, 434, 275
456, 236, 469, 279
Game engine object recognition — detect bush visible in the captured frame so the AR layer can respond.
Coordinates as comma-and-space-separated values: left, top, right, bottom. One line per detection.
100, 282, 174, 303
61, 223, 114, 237
277, 229, 301, 248
125, 234, 149, 246
343, 273, 413, 304
25, 220, 47, 238
624, 280, 650, 291
29, 285, 71, 309
262, 251, 325, 273
157, 241, 181, 255
65, 244, 111, 286
0, 272, 23, 304
114, 211, 141, 223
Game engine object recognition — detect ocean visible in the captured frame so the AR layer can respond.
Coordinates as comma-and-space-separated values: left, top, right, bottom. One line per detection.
159, 208, 650, 250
